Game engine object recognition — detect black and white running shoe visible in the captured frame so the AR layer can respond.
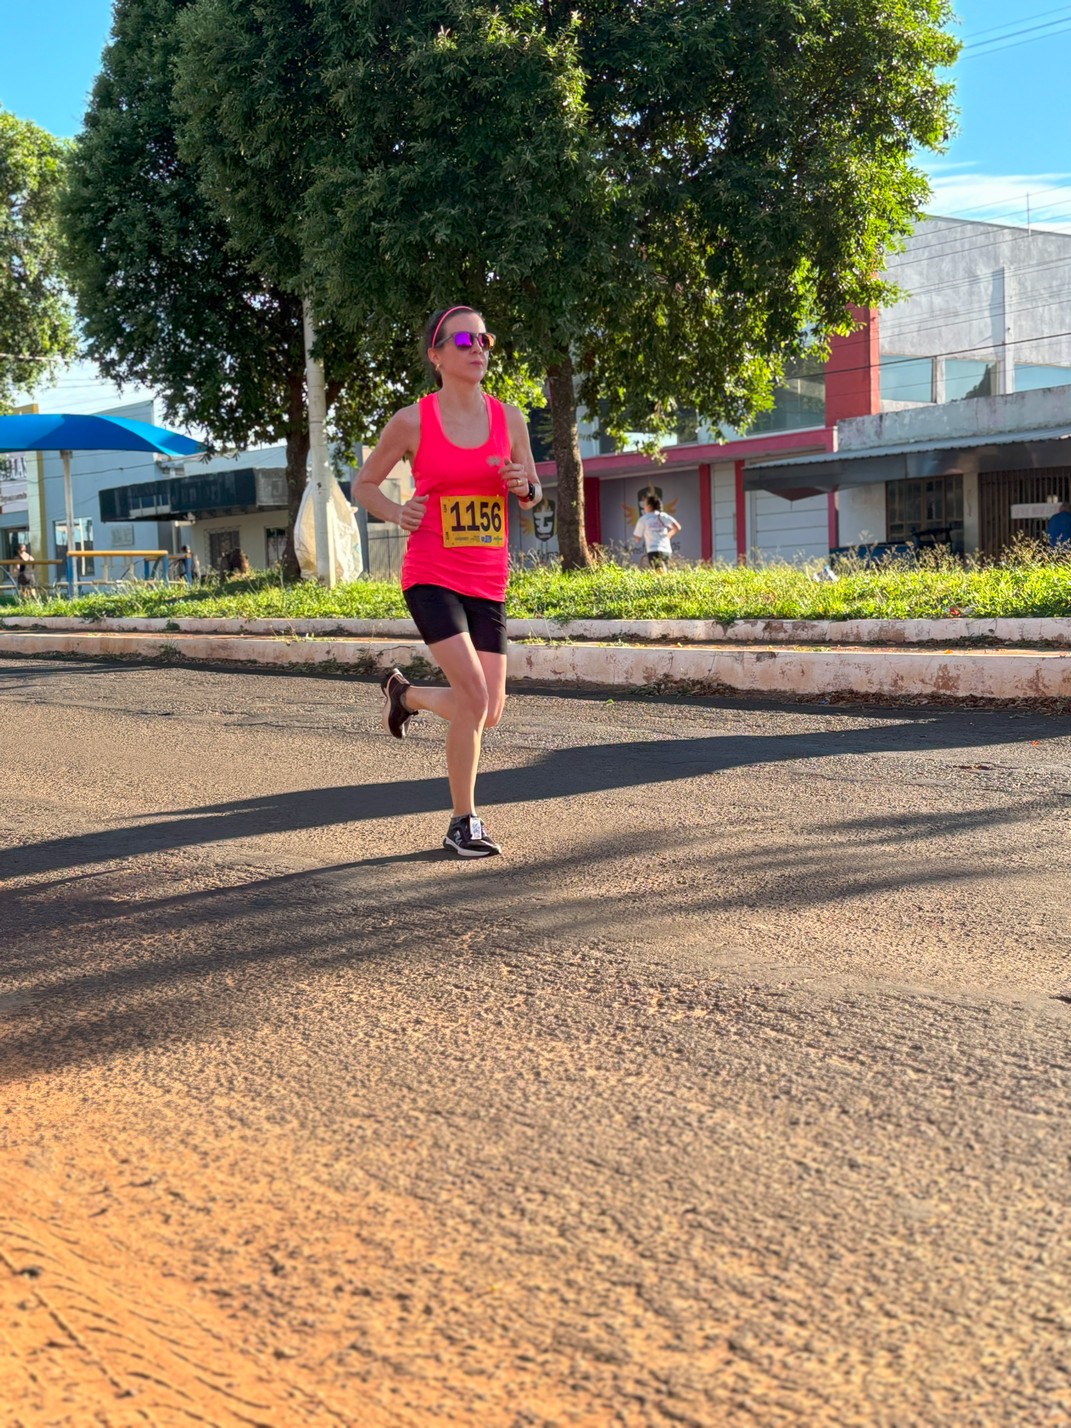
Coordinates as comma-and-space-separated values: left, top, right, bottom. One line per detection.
381, 667, 418, 739
443, 815, 501, 859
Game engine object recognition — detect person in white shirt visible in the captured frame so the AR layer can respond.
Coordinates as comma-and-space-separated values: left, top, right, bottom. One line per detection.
633, 495, 681, 571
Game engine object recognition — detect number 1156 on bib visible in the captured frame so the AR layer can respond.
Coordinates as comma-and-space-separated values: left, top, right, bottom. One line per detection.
440, 495, 505, 548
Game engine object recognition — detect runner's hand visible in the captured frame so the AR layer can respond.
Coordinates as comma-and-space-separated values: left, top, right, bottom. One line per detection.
399, 496, 427, 532
491, 457, 530, 496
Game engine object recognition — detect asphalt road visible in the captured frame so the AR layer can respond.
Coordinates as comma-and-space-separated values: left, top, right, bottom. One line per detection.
2, 657, 1070, 1427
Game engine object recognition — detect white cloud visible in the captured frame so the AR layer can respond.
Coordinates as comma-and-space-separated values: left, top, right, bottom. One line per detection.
919, 162, 1071, 233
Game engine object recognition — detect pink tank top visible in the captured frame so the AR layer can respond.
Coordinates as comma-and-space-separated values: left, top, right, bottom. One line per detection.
400, 391, 513, 602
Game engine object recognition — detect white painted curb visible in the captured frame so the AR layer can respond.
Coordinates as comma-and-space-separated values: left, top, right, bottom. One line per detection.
3, 614, 1071, 645
1, 629, 1070, 703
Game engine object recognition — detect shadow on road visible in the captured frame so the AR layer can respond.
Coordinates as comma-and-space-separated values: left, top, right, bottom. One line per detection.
5, 710, 1069, 884
2, 794, 1062, 1084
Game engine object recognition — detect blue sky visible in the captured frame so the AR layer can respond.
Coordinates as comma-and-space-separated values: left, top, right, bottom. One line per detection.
4, 0, 1069, 226
4, 0, 1070, 410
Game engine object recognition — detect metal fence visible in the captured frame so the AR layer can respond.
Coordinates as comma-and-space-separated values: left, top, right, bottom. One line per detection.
364, 523, 407, 581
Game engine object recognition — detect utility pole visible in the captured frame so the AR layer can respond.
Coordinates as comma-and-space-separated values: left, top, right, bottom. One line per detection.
302, 297, 337, 587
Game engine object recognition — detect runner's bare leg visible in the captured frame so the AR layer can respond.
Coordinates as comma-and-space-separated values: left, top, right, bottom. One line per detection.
406, 633, 488, 816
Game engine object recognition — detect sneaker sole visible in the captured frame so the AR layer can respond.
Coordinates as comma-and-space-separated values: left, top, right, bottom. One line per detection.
381, 689, 398, 737
442, 838, 500, 858
381, 681, 410, 739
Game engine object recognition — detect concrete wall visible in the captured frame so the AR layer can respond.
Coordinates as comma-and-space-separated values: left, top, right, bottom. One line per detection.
512, 484, 559, 561
191, 511, 290, 573
750, 491, 828, 562
840, 382, 1071, 450
712, 462, 738, 562
882, 218, 1071, 398
838, 484, 887, 545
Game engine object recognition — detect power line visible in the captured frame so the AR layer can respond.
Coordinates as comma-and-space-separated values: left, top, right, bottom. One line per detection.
925, 180, 1071, 227
961, 18, 1071, 58
880, 217, 1071, 272
959, 2, 1071, 44
961, 10, 1071, 51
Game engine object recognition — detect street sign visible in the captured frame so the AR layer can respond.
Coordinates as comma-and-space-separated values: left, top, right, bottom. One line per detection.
1011, 503, 1062, 519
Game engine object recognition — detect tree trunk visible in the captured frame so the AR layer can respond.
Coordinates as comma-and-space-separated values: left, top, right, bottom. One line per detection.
546, 355, 592, 571
282, 367, 309, 581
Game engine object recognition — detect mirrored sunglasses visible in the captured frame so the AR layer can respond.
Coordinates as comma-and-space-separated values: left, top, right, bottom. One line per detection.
435, 330, 495, 351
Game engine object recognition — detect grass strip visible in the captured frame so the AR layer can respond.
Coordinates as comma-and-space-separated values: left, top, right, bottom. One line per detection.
3, 554, 1070, 624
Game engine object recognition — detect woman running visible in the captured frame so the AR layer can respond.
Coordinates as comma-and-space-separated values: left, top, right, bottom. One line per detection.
352, 305, 541, 858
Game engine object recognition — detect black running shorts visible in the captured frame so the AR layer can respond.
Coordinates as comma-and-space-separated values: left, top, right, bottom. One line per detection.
403, 584, 508, 655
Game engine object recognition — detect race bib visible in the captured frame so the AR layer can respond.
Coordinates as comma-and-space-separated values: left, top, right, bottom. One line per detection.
440, 494, 505, 548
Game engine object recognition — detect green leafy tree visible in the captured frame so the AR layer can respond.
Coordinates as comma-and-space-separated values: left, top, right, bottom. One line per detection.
61, 0, 401, 576
306, 0, 958, 567
0, 109, 76, 411
305, 0, 618, 565
170, 0, 546, 430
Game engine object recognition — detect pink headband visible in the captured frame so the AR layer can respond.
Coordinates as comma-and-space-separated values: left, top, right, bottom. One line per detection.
430, 305, 473, 347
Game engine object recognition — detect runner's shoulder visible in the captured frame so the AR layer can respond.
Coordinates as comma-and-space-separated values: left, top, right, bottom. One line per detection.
501, 402, 530, 439
377, 403, 422, 456
386, 403, 422, 437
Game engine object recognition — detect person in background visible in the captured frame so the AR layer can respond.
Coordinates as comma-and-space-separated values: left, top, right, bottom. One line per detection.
633, 494, 681, 572
14, 543, 35, 600
1046, 502, 1071, 550
225, 547, 251, 577
176, 544, 201, 581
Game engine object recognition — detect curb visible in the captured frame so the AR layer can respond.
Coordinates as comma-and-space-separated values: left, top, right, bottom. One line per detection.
2, 628, 1070, 704
3, 613, 1071, 645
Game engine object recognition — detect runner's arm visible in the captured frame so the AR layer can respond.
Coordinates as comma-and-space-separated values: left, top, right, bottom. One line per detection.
505, 406, 541, 509
351, 407, 422, 526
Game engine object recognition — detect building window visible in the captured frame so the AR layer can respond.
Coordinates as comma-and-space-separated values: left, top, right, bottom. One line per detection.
208, 529, 241, 572
880, 355, 933, 405
54, 518, 95, 574
266, 527, 287, 567
748, 358, 826, 436
1014, 363, 1071, 393
887, 476, 964, 544
944, 358, 996, 402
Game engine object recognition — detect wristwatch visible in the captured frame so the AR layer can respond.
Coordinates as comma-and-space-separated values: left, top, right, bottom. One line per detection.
524, 481, 537, 503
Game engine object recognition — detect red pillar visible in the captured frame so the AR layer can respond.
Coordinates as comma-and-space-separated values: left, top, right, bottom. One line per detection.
823, 307, 878, 556
583, 475, 601, 547
698, 463, 712, 561
734, 460, 747, 564
824, 307, 881, 424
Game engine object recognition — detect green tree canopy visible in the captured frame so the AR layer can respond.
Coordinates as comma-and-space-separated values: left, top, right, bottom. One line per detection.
61, 0, 404, 574
0, 109, 76, 412
170, 0, 548, 421
304, 0, 958, 565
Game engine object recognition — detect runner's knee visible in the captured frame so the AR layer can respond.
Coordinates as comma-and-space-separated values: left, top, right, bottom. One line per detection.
452, 673, 490, 724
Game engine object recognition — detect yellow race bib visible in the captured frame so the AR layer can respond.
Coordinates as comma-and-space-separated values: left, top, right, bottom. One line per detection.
440, 494, 506, 548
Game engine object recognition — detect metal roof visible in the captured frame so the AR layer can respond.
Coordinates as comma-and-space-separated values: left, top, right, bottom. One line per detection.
745, 426, 1071, 499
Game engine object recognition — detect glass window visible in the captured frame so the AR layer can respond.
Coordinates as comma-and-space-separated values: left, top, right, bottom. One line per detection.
886, 476, 964, 542
266, 528, 287, 567
944, 358, 996, 401
749, 358, 826, 435
208, 529, 240, 571
54, 519, 95, 575
1014, 363, 1071, 393
880, 355, 933, 404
